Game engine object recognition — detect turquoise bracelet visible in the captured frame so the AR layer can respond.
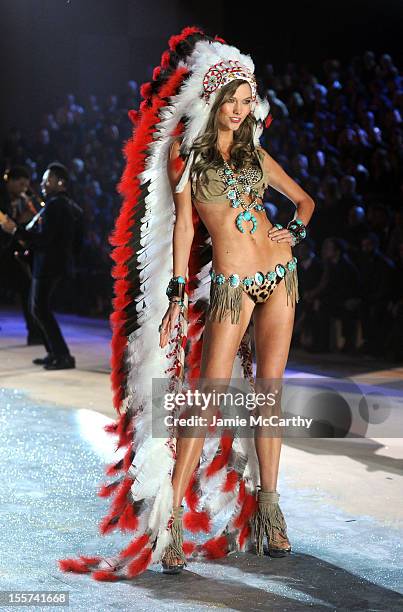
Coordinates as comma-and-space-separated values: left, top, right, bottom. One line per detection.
168, 297, 185, 311
166, 275, 186, 300
287, 218, 306, 245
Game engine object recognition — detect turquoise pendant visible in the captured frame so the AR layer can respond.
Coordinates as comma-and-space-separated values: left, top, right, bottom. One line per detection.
235, 210, 257, 234
221, 160, 264, 235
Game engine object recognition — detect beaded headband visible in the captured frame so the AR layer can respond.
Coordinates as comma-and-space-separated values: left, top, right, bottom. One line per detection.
202, 59, 257, 103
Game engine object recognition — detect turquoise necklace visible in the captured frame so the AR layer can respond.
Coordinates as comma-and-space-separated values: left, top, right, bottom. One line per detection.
219, 159, 265, 234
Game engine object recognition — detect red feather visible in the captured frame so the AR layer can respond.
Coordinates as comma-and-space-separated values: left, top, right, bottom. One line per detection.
112, 412, 133, 448
139, 99, 149, 112
238, 479, 246, 504
171, 155, 185, 173
115, 430, 132, 449
238, 522, 251, 549
112, 293, 132, 310
112, 278, 131, 296
98, 481, 120, 498
234, 493, 257, 530
127, 547, 152, 577
184, 472, 199, 511
128, 109, 139, 125
109, 478, 134, 515
79, 556, 101, 565
222, 469, 238, 492
201, 535, 229, 559
117, 502, 139, 532
183, 510, 211, 533
99, 513, 120, 535
205, 433, 233, 477
110, 245, 134, 264
58, 558, 90, 574
92, 570, 120, 582
183, 540, 196, 555
120, 533, 150, 559
103, 422, 117, 434
160, 50, 170, 69
152, 66, 161, 80
168, 26, 203, 51
111, 263, 129, 279
123, 444, 134, 471
140, 82, 152, 99
109, 313, 126, 330
172, 121, 185, 136
105, 458, 123, 476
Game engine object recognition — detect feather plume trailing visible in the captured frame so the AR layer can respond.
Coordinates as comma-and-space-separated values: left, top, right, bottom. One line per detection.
58, 25, 271, 581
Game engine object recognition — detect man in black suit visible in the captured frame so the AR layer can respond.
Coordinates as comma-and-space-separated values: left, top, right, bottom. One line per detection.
0, 162, 83, 370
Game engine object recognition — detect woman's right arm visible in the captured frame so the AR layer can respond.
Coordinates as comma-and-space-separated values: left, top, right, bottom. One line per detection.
159, 138, 195, 348
168, 138, 195, 279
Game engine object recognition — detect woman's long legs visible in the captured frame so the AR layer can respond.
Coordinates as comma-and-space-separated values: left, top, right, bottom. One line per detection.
252, 277, 296, 492
171, 292, 255, 508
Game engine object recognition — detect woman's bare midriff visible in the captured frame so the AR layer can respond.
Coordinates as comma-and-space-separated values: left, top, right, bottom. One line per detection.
192, 196, 293, 276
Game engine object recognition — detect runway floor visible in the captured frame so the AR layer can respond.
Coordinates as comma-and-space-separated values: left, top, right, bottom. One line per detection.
0, 308, 402, 611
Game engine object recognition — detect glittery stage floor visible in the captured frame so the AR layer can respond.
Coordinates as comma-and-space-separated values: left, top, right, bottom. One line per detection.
0, 308, 402, 611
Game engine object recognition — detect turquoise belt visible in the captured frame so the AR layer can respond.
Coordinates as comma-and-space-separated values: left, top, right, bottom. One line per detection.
209, 256, 298, 288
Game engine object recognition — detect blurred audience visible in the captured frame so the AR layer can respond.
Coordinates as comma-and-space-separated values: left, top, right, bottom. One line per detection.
259, 51, 402, 360
300, 237, 362, 354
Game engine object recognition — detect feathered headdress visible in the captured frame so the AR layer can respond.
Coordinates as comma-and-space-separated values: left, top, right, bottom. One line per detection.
58, 26, 272, 581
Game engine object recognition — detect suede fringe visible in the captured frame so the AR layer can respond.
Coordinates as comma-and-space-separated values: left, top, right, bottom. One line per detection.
253, 490, 288, 557
208, 282, 243, 325
284, 266, 299, 308
162, 505, 187, 566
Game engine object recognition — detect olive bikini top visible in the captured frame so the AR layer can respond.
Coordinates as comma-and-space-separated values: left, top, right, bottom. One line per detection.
191, 147, 269, 204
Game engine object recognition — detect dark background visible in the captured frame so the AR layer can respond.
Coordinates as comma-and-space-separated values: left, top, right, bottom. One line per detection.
1, 0, 401, 141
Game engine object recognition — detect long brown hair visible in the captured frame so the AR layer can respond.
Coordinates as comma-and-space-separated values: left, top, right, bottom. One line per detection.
184, 79, 260, 186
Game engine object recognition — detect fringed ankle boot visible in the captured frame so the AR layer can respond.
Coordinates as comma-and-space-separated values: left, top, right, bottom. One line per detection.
161, 505, 187, 574
253, 490, 292, 558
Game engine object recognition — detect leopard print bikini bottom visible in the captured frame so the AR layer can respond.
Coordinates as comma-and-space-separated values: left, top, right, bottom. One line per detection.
207, 256, 299, 325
